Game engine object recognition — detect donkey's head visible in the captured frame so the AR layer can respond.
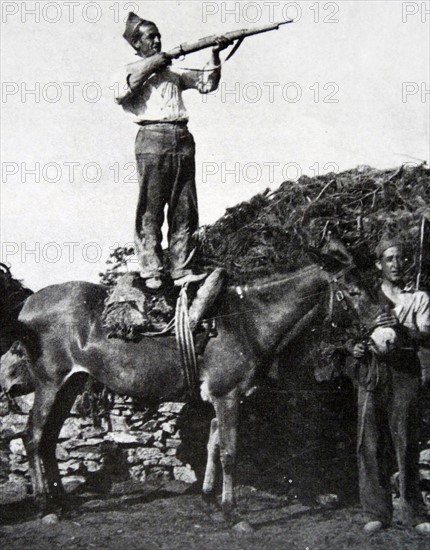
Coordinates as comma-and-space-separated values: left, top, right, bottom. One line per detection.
0, 263, 32, 318
310, 235, 378, 330
0, 263, 33, 357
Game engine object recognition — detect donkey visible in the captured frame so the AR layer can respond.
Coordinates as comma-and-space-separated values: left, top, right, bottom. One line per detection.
1, 237, 375, 521
0, 262, 33, 355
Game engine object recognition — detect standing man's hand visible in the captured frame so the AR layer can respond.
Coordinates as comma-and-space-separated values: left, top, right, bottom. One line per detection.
211, 36, 233, 66
148, 52, 172, 72
373, 312, 398, 328
212, 36, 233, 53
128, 53, 172, 92
353, 342, 367, 358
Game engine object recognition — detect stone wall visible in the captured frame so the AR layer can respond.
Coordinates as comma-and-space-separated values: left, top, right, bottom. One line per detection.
0, 393, 210, 502
2, 378, 430, 506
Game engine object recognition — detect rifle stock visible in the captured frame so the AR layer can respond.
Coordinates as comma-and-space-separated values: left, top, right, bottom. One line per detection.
166, 20, 293, 59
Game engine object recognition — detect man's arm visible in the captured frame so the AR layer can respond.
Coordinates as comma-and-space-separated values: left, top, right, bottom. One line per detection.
373, 292, 430, 347
115, 53, 171, 105
179, 36, 231, 94
407, 292, 430, 347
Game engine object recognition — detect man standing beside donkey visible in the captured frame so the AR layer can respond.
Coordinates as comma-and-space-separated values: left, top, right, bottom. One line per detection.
348, 236, 430, 534
115, 13, 231, 290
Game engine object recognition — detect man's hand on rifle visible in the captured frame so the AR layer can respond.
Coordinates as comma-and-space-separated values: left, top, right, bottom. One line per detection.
212, 36, 233, 53
127, 53, 171, 93
211, 36, 233, 66
148, 52, 172, 72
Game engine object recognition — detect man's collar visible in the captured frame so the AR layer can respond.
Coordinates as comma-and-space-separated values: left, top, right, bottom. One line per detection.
401, 282, 415, 293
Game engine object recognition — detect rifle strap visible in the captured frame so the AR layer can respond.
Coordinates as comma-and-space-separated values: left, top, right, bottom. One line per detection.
225, 37, 245, 61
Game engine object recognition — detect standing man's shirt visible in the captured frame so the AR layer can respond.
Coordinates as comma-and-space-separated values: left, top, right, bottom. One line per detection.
114, 64, 221, 123
390, 285, 430, 334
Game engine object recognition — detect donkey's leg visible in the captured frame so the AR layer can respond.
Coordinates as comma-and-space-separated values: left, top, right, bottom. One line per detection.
40, 374, 87, 501
202, 417, 219, 504
213, 389, 240, 521
24, 383, 60, 512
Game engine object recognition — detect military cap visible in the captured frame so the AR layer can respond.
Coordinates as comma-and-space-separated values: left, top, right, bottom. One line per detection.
375, 235, 405, 258
123, 12, 155, 46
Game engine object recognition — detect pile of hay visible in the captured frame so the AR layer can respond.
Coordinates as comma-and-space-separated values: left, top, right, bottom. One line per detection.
100, 164, 429, 287
196, 163, 430, 282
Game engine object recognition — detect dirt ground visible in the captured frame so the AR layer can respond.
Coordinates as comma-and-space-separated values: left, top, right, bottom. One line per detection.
1, 481, 430, 550
3, 375, 430, 549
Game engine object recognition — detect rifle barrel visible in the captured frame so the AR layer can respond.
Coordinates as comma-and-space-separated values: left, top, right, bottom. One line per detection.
167, 19, 294, 59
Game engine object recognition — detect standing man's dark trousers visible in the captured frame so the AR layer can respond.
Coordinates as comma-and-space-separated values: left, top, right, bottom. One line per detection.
357, 356, 423, 527
134, 122, 198, 280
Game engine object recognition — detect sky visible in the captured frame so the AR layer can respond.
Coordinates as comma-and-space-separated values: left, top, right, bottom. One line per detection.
1, 0, 429, 290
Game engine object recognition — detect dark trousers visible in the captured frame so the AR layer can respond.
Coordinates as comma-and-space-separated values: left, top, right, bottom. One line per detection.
134, 123, 198, 279
357, 358, 423, 526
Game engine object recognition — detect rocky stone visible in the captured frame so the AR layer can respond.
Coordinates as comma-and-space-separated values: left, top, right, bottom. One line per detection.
79, 499, 105, 511
59, 417, 83, 440
64, 438, 103, 450
173, 466, 197, 484
165, 438, 181, 449
159, 456, 182, 467
10, 460, 28, 474
415, 522, 430, 533
129, 465, 146, 481
135, 447, 164, 463
146, 467, 172, 481
142, 419, 159, 431
0, 413, 28, 435
62, 439, 83, 451
105, 431, 153, 446
84, 459, 102, 472
316, 493, 339, 507
161, 421, 176, 434
58, 459, 85, 474
63, 475, 86, 493
232, 520, 255, 535
81, 426, 107, 439
9, 438, 26, 456
153, 430, 164, 442
69, 450, 102, 461
14, 394, 34, 414
110, 415, 129, 431
129, 421, 144, 430
0, 479, 29, 503
130, 412, 148, 423
55, 445, 69, 461
41, 513, 59, 525
158, 402, 186, 415
165, 448, 177, 456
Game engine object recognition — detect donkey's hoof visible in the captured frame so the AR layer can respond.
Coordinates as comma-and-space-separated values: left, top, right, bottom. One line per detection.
232, 520, 255, 534
202, 492, 219, 511
222, 507, 242, 527
41, 513, 59, 525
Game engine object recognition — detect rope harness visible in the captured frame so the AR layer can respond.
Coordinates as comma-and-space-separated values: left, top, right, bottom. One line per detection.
174, 286, 199, 400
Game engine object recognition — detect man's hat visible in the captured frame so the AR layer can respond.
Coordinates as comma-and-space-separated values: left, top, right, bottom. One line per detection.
123, 12, 154, 46
375, 235, 404, 258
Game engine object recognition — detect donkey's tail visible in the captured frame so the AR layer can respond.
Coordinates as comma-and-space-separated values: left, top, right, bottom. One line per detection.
0, 320, 39, 396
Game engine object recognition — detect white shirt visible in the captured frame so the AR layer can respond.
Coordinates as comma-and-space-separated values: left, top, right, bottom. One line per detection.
391, 285, 430, 334
115, 63, 221, 123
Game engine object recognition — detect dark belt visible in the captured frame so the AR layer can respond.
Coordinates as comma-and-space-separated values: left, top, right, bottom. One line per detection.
136, 120, 188, 127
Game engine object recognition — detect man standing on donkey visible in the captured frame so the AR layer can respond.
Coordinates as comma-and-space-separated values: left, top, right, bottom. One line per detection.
115, 13, 231, 290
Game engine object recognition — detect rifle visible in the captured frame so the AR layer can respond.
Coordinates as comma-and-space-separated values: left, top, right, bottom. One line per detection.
416, 216, 430, 291
166, 20, 294, 61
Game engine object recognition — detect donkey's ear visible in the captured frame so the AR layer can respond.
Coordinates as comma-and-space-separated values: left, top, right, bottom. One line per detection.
316, 234, 354, 272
